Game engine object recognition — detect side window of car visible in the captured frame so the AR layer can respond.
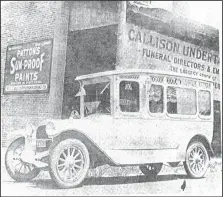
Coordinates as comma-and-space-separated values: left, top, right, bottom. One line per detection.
167, 87, 197, 115
119, 81, 140, 112
149, 84, 164, 113
198, 90, 211, 116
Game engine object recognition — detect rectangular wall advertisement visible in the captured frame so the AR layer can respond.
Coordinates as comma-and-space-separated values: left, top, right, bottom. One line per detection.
3, 39, 53, 94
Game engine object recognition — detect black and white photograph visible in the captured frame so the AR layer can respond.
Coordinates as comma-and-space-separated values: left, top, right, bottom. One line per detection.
1, 1, 222, 196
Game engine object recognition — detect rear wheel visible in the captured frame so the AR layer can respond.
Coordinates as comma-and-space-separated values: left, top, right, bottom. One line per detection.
140, 163, 162, 178
49, 139, 90, 188
184, 141, 209, 178
5, 138, 40, 182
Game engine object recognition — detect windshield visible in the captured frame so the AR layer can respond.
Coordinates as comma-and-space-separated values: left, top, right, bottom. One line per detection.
84, 82, 111, 116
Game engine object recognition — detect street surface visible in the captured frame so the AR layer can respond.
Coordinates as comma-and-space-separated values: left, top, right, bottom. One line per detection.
1, 148, 222, 196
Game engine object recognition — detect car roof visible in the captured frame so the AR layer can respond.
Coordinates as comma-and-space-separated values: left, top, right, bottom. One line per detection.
75, 69, 213, 83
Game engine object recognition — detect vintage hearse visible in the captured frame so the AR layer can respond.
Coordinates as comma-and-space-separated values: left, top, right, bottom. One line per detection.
5, 69, 214, 188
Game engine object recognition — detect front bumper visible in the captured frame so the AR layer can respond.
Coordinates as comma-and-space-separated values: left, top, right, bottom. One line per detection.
21, 149, 49, 168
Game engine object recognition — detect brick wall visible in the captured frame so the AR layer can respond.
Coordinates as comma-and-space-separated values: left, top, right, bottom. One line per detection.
69, 1, 118, 31
1, 1, 57, 146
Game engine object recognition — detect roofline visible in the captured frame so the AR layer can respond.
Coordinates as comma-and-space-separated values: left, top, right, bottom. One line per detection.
75, 69, 213, 83
127, 3, 219, 37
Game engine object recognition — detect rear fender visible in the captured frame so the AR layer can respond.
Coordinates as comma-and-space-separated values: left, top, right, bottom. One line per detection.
188, 135, 214, 158
177, 134, 214, 161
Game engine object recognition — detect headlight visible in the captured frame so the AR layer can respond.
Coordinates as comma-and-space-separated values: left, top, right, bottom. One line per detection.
26, 123, 35, 136
45, 122, 56, 136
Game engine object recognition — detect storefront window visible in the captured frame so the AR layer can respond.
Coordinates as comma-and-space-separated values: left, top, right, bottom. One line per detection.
119, 81, 140, 112
149, 85, 164, 113
198, 90, 211, 116
167, 87, 196, 115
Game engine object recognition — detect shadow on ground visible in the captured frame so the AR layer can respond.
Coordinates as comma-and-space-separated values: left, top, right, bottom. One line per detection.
28, 174, 191, 190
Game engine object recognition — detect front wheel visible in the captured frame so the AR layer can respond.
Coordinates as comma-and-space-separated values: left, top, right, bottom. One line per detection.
184, 141, 210, 178
5, 138, 40, 182
140, 163, 162, 178
49, 139, 90, 188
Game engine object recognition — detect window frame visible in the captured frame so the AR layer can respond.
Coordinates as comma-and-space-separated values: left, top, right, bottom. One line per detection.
115, 75, 144, 117
166, 85, 198, 119
118, 80, 141, 114
81, 77, 112, 118
198, 89, 212, 119
146, 82, 165, 117
83, 81, 111, 116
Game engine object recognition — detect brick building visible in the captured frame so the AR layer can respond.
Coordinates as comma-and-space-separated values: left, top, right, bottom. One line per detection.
1, 1, 221, 154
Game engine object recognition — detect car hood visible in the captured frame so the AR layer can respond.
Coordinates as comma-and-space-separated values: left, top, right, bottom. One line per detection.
41, 114, 113, 141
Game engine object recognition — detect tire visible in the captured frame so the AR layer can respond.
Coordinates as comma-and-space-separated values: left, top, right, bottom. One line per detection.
49, 139, 90, 188
140, 163, 162, 178
184, 141, 210, 178
5, 138, 40, 182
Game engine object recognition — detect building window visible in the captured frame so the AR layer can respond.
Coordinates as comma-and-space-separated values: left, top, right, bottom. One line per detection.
149, 84, 164, 113
198, 90, 211, 116
119, 81, 140, 112
167, 87, 196, 115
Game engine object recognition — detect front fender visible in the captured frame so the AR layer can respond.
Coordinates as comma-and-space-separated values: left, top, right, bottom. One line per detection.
49, 129, 118, 166
5, 129, 27, 148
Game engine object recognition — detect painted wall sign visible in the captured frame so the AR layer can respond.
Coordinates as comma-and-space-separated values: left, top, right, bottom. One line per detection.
4, 39, 53, 94
120, 23, 220, 100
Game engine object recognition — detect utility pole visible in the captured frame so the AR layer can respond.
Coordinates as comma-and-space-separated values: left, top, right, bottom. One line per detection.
48, 1, 70, 119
